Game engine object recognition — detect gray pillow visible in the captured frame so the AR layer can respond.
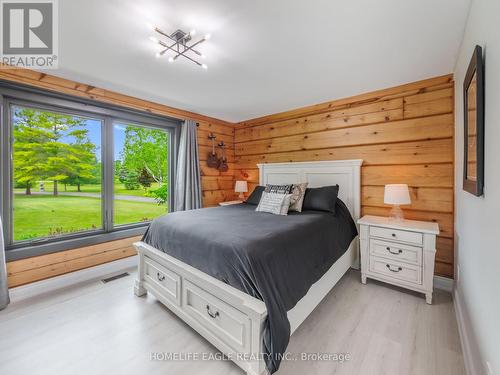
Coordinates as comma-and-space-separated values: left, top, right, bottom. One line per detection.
302, 185, 339, 213
246, 186, 265, 205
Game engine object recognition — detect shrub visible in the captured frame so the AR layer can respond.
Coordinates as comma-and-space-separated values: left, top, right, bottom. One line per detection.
123, 170, 140, 190
147, 184, 168, 205
118, 166, 129, 183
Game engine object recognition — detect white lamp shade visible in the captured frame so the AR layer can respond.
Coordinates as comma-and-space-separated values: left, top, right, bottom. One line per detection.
384, 184, 411, 205
234, 180, 248, 193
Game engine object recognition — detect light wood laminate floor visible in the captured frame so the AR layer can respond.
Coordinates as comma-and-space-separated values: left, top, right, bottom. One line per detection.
0, 269, 465, 375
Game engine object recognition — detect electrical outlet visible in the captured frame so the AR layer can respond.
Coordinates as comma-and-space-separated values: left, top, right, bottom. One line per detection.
486, 361, 493, 375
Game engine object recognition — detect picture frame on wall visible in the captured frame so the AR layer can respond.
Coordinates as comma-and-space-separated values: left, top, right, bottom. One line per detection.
463, 45, 485, 196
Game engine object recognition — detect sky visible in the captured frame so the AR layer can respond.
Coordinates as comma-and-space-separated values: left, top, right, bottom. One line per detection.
81, 119, 125, 162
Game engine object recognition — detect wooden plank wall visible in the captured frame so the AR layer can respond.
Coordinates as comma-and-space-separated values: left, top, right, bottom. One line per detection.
234, 74, 455, 278
6, 236, 141, 287
0, 67, 236, 287
198, 122, 237, 206
2, 68, 455, 285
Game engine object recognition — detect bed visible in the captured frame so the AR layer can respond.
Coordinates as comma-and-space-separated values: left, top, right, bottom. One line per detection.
134, 159, 362, 374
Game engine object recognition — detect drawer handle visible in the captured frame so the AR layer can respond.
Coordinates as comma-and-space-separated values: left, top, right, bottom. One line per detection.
387, 247, 403, 255
206, 305, 220, 319
157, 272, 165, 282
391, 233, 396, 237
386, 264, 402, 272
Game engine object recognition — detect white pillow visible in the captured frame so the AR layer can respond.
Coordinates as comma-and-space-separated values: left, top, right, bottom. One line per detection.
255, 192, 293, 216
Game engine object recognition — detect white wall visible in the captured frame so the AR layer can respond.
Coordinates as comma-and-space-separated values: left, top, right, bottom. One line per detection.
454, 0, 500, 374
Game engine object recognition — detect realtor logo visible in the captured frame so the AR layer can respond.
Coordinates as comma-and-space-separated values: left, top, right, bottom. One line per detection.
1, 0, 58, 69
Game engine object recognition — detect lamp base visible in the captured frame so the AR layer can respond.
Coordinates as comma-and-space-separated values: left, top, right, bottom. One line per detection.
389, 205, 405, 222
238, 193, 245, 200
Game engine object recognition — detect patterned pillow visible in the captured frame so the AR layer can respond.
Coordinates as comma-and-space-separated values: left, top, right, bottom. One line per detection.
264, 184, 293, 194
255, 192, 293, 216
288, 182, 309, 212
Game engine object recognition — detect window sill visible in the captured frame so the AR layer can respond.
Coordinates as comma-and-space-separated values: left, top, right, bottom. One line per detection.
5, 226, 148, 262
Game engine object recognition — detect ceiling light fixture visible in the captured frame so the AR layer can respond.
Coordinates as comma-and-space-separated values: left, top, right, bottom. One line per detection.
148, 25, 210, 69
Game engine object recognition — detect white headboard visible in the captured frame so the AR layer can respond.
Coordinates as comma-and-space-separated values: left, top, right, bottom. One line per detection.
258, 160, 363, 221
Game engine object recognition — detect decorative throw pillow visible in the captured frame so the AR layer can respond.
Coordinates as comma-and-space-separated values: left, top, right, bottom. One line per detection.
255, 192, 293, 216
246, 186, 265, 205
264, 184, 293, 194
302, 185, 340, 213
288, 182, 309, 212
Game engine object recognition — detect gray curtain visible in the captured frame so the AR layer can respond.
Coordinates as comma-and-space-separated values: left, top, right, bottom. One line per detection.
0, 215, 10, 310
174, 120, 202, 211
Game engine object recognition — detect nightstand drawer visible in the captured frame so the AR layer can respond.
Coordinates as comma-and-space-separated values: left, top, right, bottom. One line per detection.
369, 256, 422, 284
369, 239, 422, 265
369, 226, 423, 245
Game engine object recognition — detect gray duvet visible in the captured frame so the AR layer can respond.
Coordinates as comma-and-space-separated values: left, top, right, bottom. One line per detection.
142, 200, 357, 373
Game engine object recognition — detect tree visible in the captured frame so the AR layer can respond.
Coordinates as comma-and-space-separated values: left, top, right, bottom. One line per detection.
121, 126, 168, 185
42, 115, 94, 196
12, 107, 97, 196
123, 170, 140, 190
118, 165, 129, 183
64, 150, 99, 192
138, 168, 155, 190
114, 160, 122, 181
12, 109, 51, 194
63, 134, 99, 191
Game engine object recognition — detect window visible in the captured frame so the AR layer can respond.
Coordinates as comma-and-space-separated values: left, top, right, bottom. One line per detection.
113, 122, 169, 226
12, 105, 103, 242
1, 84, 179, 259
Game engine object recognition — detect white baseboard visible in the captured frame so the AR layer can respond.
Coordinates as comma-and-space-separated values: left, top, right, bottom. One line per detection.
434, 275, 454, 292
9, 255, 137, 303
454, 286, 485, 375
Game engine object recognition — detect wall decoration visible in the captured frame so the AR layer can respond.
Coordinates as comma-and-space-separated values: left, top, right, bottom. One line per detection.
463, 45, 485, 196
218, 141, 229, 172
206, 133, 218, 168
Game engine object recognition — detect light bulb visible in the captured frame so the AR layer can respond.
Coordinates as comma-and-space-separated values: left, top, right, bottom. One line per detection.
201, 63, 208, 69
201, 54, 206, 59
204, 33, 211, 41
155, 52, 161, 58
168, 56, 174, 63
149, 36, 159, 43
146, 22, 154, 31
190, 29, 196, 36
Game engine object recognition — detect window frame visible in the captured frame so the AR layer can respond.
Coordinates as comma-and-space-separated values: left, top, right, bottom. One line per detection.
0, 81, 180, 261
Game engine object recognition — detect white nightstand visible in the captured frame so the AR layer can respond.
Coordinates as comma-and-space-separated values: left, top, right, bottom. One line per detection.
357, 215, 439, 304
218, 200, 243, 206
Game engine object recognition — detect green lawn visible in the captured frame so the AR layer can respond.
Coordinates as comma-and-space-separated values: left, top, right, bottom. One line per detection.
13, 194, 167, 241
13, 182, 160, 197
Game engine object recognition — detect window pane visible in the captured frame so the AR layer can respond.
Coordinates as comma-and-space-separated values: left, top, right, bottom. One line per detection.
12, 105, 103, 242
113, 123, 168, 226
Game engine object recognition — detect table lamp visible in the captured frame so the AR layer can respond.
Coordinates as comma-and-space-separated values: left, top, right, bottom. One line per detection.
384, 184, 411, 221
235, 180, 248, 200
